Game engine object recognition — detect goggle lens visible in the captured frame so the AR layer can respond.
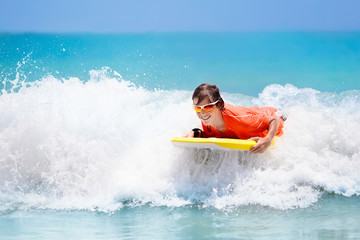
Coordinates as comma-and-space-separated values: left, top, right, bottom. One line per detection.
193, 106, 202, 112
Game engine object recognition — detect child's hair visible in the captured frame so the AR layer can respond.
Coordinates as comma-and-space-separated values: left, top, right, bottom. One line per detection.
192, 83, 225, 110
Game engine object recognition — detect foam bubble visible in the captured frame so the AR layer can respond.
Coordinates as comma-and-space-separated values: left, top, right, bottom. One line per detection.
0, 72, 360, 212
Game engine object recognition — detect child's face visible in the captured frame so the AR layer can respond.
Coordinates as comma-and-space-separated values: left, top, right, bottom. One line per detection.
193, 97, 222, 126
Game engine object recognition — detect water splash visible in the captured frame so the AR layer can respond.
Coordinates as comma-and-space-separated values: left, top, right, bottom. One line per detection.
0, 70, 360, 212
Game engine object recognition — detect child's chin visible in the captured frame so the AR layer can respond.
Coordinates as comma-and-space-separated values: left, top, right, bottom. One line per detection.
201, 119, 211, 125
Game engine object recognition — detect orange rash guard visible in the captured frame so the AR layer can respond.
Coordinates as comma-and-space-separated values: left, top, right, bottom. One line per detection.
201, 103, 284, 139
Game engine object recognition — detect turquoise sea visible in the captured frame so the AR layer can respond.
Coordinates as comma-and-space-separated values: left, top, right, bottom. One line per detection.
0, 32, 360, 239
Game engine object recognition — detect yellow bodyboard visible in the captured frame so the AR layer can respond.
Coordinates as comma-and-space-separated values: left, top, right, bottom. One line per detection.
171, 137, 257, 150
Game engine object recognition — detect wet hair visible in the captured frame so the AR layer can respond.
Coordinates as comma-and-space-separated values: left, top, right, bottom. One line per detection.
192, 83, 225, 110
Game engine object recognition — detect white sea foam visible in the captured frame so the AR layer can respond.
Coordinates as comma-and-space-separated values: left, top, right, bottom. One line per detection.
0, 69, 360, 212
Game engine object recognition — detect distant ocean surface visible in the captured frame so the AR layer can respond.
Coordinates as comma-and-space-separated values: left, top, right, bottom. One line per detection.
1, 32, 360, 239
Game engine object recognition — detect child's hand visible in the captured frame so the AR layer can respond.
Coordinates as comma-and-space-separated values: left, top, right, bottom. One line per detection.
249, 137, 272, 153
183, 131, 194, 138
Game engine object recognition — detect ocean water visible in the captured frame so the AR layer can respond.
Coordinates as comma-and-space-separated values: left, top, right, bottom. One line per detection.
0, 32, 360, 239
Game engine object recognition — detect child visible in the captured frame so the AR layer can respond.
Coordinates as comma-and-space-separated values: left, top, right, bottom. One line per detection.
185, 83, 285, 153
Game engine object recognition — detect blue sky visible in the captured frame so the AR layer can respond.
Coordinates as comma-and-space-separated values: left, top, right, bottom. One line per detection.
1, 0, 360, 32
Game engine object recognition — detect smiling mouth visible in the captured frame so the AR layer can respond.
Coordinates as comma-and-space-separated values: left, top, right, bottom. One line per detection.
201, 116, 210, 121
